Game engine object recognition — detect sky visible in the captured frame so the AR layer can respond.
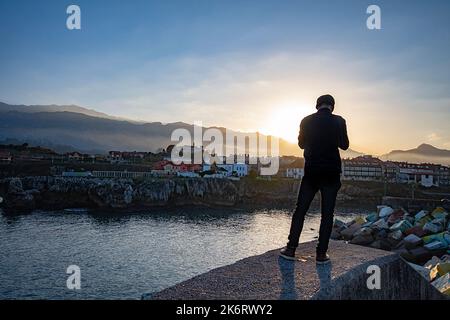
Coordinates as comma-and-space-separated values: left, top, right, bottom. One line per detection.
0, 0, 449, 155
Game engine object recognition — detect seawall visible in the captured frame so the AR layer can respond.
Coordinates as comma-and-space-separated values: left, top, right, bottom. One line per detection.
145, 240, 446, 300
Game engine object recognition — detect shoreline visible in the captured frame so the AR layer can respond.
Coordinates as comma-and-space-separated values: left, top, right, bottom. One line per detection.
0, 175, 429, 214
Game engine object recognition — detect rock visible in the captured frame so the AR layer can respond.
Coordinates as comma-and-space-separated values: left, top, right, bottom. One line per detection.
349, 216, 366, 226
330, 228, 342, 240
424, 241, 448, 251
374, 229, 389, 240
372, 218, 389, 230
423, 222, 444, 234
388, 230, 404, 241
353, 227, 373, 237
390, 220, 413, 233
431, 207, 448, 219
431, 273, 450, 295
350, 233, 374, 245
379, 206, 394, 218
430, 262, 450, 280
387, 209, 405, 225
403, 234, 423, 250
424, 256, 443, 270
415, 210, 429, 221
366, 212, 379, 222
362, 221, 374, 228
415, 216, 432, 227
408, 247, 433, 264
340, 223, 362, 241
422, 232, 450, 246
408, 262, 432, 281
333, 219, 347, 229
404, 226, 427, 237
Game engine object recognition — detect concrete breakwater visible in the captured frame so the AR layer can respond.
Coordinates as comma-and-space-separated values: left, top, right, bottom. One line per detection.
145, 241, 446, 300
0, 176, 382, 213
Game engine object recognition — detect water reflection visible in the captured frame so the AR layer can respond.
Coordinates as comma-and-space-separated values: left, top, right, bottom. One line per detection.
278, 257, 298, 300
315, 262, 332, 297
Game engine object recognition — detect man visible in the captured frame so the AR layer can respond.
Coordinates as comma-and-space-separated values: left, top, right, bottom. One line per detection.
280, 94, 349, 264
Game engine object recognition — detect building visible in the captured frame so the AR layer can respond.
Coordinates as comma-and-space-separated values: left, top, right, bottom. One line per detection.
342, 155, 383, 181
108, 151, 148, 164
202, 162, 249, 177
285, 158, 305, 179
396, 162, 439, 187
92, 171, 153, 179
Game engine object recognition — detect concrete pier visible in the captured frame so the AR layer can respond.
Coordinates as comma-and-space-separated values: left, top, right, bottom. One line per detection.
147, 240, 446, 300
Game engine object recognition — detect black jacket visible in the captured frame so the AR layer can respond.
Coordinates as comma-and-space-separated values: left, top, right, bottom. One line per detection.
298, 108, 349, 176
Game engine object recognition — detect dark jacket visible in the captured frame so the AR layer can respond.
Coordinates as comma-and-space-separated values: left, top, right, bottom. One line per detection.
298, 108, 349, 176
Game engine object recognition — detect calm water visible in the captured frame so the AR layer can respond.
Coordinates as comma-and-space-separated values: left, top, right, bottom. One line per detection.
0, 208, 353, 300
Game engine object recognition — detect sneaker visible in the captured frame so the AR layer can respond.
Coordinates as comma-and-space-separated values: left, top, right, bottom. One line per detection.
280, 247, 296, 260
316, 253, 330, 264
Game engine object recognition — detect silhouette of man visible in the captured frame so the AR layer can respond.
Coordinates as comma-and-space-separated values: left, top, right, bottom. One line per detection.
280, 94, 349, 264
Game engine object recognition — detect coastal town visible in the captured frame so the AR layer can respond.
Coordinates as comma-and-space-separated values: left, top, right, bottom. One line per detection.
0, 143, 449, 188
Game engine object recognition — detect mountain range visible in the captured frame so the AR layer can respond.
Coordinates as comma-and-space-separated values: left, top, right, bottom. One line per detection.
0, 102, 449, 166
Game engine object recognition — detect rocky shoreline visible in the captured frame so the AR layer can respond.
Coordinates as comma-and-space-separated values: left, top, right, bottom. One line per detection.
331, 205, 450, 296
0, 176, 385, 214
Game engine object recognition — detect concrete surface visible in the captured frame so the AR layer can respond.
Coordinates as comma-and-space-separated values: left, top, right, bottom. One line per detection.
146, 240, 446, 300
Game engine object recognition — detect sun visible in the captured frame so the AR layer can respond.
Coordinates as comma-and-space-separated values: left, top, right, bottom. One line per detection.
261, 102, 311, 143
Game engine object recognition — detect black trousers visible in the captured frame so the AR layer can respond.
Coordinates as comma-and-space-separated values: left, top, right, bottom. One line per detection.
287, 173, 341, 254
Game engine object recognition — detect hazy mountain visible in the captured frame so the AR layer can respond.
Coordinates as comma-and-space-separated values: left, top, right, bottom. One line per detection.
0, 102, 305, 156
0, 102, 124, 121
381, 144, 450, 166
2, 102, 445, 165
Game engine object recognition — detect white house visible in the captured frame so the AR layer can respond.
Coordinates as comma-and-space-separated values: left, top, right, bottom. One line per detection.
202, 163, 248, 177
286, 168, 304, 179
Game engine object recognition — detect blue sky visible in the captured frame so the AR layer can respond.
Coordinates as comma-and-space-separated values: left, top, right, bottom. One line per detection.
0, 0, 449, 154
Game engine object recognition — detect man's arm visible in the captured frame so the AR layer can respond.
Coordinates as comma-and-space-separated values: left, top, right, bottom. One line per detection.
298, 119, 305, 149
339, 118, 349, 150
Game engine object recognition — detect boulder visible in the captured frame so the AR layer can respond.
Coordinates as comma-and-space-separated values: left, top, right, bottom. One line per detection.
379, 206, 394, 218
404, 226, 427, 237
430, 262, 450, 280
330, 228, 342, 240
340, 223, 362, 240
390, 220, 413, 233
424, 256, 442, 270
333, 218, 347, 229
366, 212, 379, 222
350, 216, 366, 226
415, 216, 432, 227
424, 241, 447, 251
407, 247, 433, 264
372, 218, 389, 231
387, 209, 405, 225
414, 210, 429, 221
422, 232, 450, 246
374, 229, 389, 240
403, 234, 423, 250
423, 222, 444, 234
388, 230, 403, 241
350, 234, 374, 245
431, 207, 448, 219
431, 273, 450, 295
